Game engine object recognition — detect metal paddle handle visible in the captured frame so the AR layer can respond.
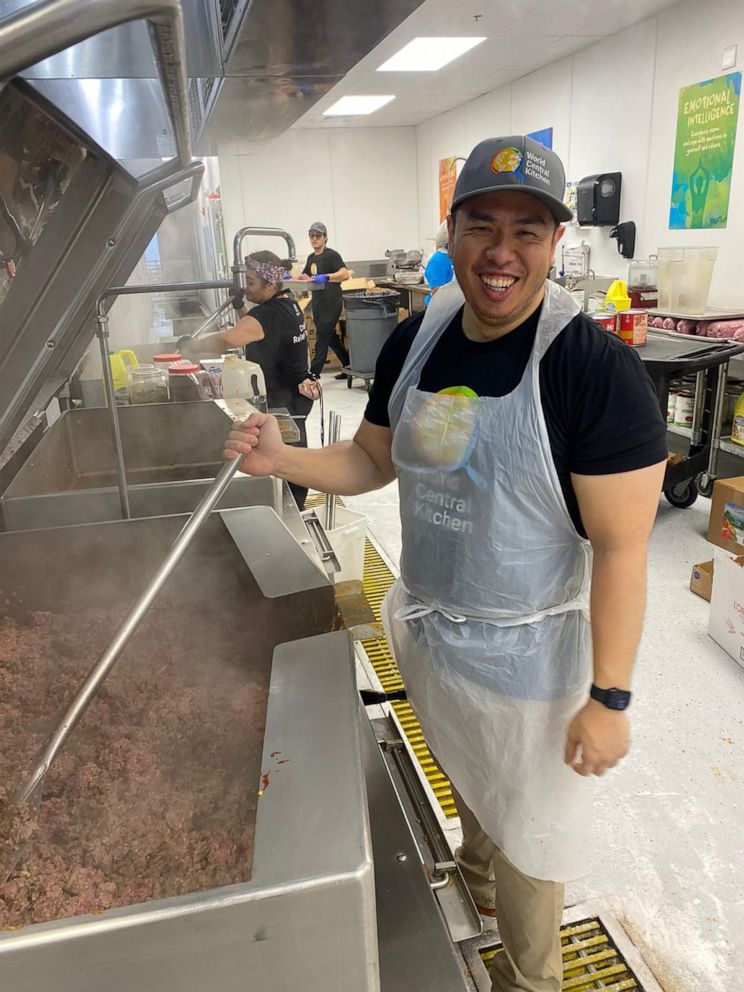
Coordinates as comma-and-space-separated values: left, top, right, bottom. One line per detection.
14, 455, 244, 803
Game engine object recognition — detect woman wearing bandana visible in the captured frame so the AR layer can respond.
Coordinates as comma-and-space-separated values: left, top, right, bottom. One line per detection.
190, 250, 317, 509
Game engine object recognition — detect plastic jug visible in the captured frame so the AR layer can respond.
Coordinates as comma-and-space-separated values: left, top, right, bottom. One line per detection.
221, 354, 267, 410
731, 392, 744, 447
604, 280, 631, 313
110, 349, 139, 391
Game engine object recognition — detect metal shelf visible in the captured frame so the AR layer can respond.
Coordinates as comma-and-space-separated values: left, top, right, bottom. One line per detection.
667, 423, 692, 438
667, 423, 744, 458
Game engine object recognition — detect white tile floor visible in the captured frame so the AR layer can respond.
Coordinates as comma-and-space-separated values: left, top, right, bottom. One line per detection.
308, 373, 744, 992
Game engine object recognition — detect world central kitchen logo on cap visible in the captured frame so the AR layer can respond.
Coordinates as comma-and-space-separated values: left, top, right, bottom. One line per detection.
490, 146, 523, 174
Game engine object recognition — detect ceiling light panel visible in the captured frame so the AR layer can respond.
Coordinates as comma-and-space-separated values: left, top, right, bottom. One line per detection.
377, 36, 487, 72
323, 95, 396, 117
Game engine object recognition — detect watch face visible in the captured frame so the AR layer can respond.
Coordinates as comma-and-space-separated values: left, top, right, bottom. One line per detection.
607, 689, 630, 710
592, 685, 631, 709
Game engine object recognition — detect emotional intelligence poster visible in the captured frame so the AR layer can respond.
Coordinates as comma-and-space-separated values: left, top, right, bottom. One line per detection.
669, 71, 741, 229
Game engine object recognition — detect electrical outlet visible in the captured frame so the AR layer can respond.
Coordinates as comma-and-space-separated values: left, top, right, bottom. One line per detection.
722, 44, 737, 70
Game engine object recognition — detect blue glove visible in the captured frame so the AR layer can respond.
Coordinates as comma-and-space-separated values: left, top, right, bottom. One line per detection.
312, 274, 329, 283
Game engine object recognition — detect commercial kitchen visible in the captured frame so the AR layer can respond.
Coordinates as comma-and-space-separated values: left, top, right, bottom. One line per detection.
0, 1, 742, 990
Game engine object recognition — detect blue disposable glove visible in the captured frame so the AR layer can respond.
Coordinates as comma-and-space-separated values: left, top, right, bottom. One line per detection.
312, 274, 329, 283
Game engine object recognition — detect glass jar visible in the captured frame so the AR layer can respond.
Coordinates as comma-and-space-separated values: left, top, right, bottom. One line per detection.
127, 364, 169, 404
169, 362, 204, 402
153, 352, 182, 365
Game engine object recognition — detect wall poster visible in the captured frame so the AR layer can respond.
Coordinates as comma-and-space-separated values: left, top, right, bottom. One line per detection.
438, 157, 458, 221
527, 127, 554, 150
670, 71, 741, 229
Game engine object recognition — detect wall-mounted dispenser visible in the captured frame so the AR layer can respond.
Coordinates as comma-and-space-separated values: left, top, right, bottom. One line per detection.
576, 172, 622, 227
610, 221, 636, 259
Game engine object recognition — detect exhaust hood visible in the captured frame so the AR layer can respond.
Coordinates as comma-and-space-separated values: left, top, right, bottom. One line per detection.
9, 0, 425, 159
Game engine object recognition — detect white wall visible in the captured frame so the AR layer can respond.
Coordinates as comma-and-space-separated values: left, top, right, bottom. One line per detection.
415, 0, 744, 309
218, 128, 420, 268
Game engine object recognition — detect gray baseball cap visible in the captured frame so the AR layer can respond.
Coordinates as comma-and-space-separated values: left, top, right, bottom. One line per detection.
308, 221, 328, 235
451, 136, 573, 223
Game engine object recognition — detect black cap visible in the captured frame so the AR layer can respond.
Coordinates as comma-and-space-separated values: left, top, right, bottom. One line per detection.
309, 221, 328, 236
451, 136, 573, 223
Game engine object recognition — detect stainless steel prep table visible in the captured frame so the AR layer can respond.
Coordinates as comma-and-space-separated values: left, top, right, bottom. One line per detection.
376, 279, 431, 313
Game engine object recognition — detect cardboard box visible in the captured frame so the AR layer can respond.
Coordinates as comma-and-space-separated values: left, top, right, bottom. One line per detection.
341, 276, 373, 292
690, 559, 714, 601
709, 552, 744, 669
707, 477, 744, 555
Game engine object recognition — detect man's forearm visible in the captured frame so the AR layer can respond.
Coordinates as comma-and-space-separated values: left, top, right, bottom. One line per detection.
589, 546, 648, 690
275, 440, 392, 496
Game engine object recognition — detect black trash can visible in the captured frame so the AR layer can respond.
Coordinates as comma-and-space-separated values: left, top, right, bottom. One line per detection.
343, 289, 401, 375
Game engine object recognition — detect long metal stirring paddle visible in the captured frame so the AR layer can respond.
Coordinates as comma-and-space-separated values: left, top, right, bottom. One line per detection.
1, 455, 244, 880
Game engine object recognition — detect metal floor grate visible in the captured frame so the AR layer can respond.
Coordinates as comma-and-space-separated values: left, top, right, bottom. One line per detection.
359, 538, 457, 819
480, 917, 643, 991
306, 494, 456, 819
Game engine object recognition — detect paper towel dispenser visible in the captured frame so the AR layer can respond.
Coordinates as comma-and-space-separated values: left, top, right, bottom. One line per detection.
576, 172, 622, 227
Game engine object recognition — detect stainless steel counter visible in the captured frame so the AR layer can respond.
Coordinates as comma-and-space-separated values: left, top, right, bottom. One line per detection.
1, 402, 282, 531
377, 280, 430, 314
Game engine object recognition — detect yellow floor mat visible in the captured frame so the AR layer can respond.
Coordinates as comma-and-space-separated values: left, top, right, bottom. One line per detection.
306, 494, 456, 819
360, 538, 458, 819
480, 917, 643, 991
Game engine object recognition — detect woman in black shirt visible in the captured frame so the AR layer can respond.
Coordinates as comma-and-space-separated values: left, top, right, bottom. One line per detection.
191, 251, 317, 508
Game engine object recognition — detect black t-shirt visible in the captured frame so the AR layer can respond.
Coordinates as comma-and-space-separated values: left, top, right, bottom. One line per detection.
303, 247, 346, 319
365, 305, 667, 535
245, 292, 312, 416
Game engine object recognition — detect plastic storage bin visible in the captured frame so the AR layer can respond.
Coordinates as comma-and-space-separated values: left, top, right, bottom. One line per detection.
344, 290, 400, 375
657, 247, 717, 315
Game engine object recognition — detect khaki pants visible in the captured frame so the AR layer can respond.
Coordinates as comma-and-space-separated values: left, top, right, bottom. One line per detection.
452, 787, 564, 992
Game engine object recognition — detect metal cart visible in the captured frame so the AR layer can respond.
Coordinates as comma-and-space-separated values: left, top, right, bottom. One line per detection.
641, 331, 744, 508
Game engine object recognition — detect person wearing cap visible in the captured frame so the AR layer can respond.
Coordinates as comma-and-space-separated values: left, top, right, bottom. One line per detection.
186, 250, 318, 509
298, 222, 351, 379
423, 220, 455, 305
224, 136, 667, 991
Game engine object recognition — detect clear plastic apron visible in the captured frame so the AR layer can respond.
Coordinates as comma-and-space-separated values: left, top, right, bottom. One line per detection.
382, 279, 594, 882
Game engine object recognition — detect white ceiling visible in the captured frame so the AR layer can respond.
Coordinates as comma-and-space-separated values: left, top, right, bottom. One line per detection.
293, 0, 682, 129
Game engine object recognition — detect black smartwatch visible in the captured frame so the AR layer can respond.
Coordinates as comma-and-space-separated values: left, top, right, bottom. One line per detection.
590, 684, 631, 711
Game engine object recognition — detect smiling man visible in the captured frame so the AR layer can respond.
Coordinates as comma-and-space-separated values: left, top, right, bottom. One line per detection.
225, 136, 667, 992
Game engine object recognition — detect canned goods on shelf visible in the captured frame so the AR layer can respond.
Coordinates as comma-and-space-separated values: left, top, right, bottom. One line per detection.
616, 309, 648, 347
674, 390, 695, 427
592, 312, 617, 333
723, 390, 741, 433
